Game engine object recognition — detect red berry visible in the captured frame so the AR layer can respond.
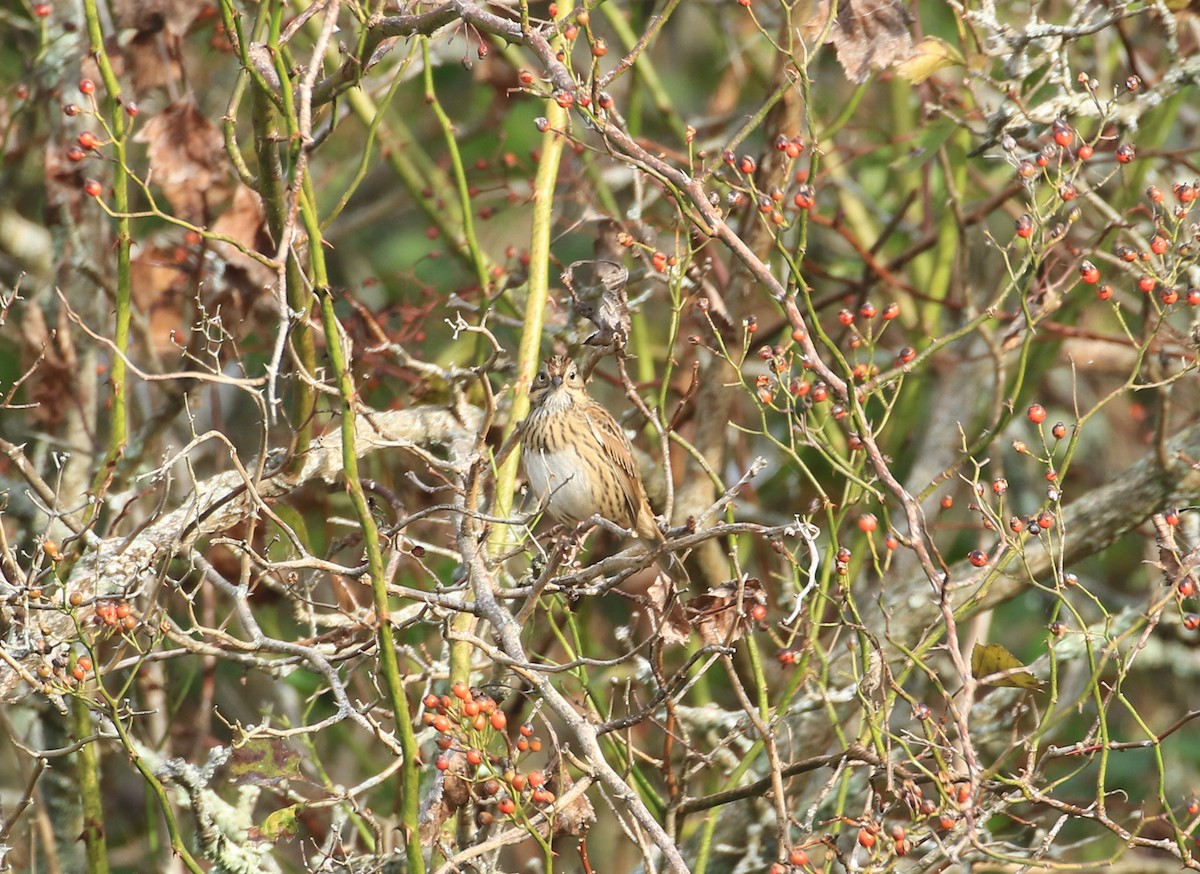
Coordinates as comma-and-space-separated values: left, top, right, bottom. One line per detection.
811, 382, 828, 402
79, 78, 95, 95
789, 848, 809, 866
1059, 184, 1077, 201
1151, 235, 1169, 255
1161, 288, 1179, 305
66, 146, 86, 162
497, 796, 516, 815
858, 513, 877, 533
1051, 421, 1067, 439
1014, 214, 1034, 238
858, 828, 876, 848
896, 346, 916, 364
968, 549, 988, 567
882, 302, 900, 320
1188, 288, 1200, 305
1076, 143, 1094, 160
1096, 283, 1113, 301
1027, 403, 1047, 424
1147, 185, 1165, 203
1175, 182, 1196, 203
1185, 614, 1200, 631
992, 478, 1008, 495
518, 69, 534, 85
793, 184, 815, 210
885, 534, 899, 550
859, 301, 877, 319
490, 711, 507, 730
837, 308, 854, 326
738, 155, 756, 174
1166, 508, 1181, 526
1115, 143, 1136, 164
435, 755, 450, 771
466, 749, 483, 765
1078, 261, 1099, 284
83, 179, 102, 197
78, 131, 100, 150
1016, 161, 1037, 179
1052, 120, 1073, 147
1138, 274, 1156, 293
33, 3, 52, 16
1037, 511, 1055, 530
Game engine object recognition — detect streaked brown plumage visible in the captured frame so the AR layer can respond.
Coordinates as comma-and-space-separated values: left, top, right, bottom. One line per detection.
517, 355, 663, 541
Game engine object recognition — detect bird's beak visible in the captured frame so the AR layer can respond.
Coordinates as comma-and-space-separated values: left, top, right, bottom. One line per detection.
551, 375, 563, 388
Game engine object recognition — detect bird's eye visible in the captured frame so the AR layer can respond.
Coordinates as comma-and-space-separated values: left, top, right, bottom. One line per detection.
568, 369, 577, 380
536, 372, 545, 382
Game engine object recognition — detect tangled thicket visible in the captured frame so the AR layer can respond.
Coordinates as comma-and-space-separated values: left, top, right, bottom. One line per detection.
2, 1, 1200, 872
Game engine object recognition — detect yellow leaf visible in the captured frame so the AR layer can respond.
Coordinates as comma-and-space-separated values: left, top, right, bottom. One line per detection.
260, 804, 300, 840
895, 37, 964, 85
971, 643, 1042, 690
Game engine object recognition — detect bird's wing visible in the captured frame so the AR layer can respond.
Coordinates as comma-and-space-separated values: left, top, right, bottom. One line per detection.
583, 405, 647, 529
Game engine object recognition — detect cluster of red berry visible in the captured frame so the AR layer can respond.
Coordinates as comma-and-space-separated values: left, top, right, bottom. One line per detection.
423, 682, 556, 826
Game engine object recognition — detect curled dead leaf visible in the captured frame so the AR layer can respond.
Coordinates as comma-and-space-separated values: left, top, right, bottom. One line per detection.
562, 258, 631, 351
682, 577, 766, 646
133, 96, 232, 222
804, 0, 916, 83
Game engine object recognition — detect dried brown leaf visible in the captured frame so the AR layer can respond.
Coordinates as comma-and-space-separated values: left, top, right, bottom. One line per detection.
133, 96, 232, 222
563, 258, 631, 351
545, 753, 595, 838
115, 0, 214, 36
682, 577, 766, 646
418, 751, 472, 845
130, 244, 189, 355
19, 305, 78, 429
211, 184, 275, 289
806, 0, 916, 83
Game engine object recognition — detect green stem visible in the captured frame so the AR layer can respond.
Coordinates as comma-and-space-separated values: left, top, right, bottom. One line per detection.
317, 287, 425, 873
490, 98, 570, 547
82, 0, 131, 489
72, 696, 109, 874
